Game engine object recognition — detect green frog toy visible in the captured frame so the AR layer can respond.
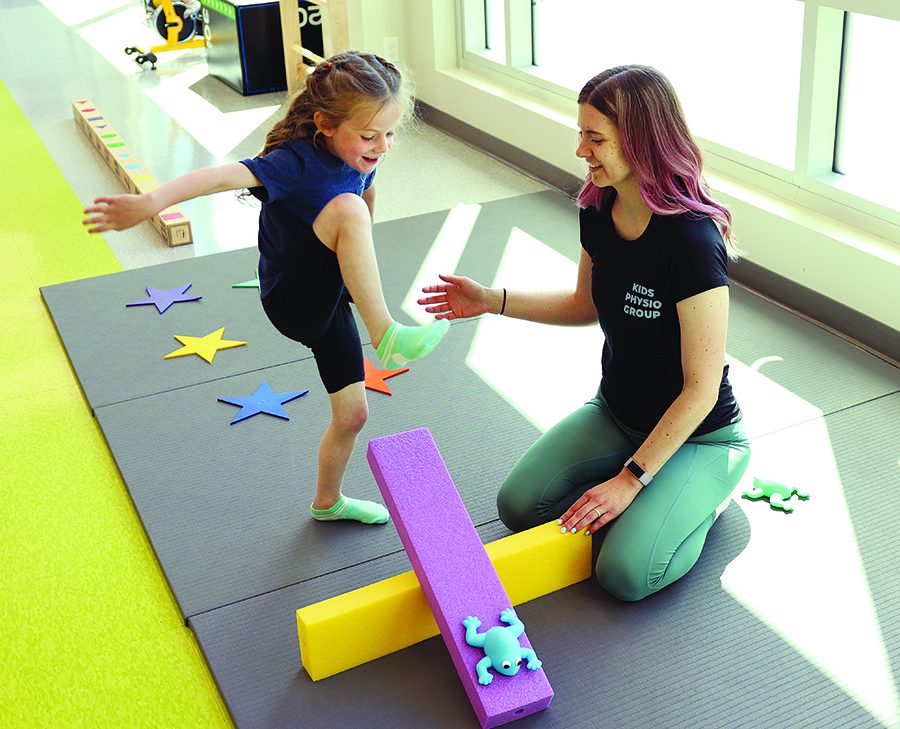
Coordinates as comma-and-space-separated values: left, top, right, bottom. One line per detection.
463, 608, 542, 685
742, 477, 809, 513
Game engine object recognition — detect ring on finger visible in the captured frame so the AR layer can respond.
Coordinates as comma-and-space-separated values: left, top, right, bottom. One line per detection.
592, 507, 602, 520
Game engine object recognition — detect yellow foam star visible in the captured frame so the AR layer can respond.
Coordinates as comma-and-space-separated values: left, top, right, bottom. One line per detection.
164, 327, 247, 364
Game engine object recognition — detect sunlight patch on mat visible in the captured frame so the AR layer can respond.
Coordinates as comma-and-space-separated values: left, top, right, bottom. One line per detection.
722, 365, 898, 729
401, 203, 482, 324
464, 227, 602, 432
726, 356, 822, 439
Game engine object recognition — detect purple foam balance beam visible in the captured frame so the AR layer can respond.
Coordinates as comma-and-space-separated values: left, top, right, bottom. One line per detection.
367, 428, 553, 729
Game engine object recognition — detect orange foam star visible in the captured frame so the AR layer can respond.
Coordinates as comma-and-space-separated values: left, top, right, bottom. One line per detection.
364, 358, 409, 395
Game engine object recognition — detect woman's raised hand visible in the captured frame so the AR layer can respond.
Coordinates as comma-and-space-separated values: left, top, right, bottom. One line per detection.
82, 194, 155, 233
418, 273, 490, 321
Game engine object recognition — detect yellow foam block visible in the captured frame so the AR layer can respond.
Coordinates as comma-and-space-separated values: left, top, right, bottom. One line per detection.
297, 521, 591, 680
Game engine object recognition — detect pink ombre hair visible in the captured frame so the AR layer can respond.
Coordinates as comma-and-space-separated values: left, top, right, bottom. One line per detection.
577, 65, 739, 258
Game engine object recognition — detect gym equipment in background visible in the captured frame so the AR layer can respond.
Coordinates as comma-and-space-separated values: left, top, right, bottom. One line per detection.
125, 0, 205, 70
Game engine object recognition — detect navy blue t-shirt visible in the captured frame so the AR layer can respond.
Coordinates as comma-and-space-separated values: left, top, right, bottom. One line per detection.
580, 194, 740, 435
241, 138, 375, 297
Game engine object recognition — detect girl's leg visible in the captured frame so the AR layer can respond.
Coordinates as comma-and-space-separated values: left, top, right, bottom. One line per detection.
596, 424, 751, 601
497, 397, 633, 532
263, 274, 389, 526
313, 193, 448, 369
310, 381, 389, 524
312, 381, 367, 509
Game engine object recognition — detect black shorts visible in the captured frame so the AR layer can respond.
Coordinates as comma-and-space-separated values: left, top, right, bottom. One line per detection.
260, 231, 364, 394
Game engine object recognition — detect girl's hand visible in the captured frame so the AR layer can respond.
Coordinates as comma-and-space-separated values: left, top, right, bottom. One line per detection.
418, 273, 489, 320
558, 470, 643, 535
82, 194, 155, 233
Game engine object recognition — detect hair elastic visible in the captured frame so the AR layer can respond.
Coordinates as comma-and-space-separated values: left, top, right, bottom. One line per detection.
499, 288, 507, 316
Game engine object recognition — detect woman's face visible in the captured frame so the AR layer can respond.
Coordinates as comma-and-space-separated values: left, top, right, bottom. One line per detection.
317, 100, 402, 174
575, 104, 633, 189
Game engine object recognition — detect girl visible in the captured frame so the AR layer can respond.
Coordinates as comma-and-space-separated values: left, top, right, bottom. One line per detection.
84, 51, 449, 526
418, 65, 751, 601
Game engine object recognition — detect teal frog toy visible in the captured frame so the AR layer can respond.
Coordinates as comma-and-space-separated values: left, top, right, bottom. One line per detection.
463, 608, 542, 685
742, 477, 810, 513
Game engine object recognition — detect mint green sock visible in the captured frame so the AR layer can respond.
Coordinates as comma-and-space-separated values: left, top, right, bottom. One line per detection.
310, 495, 390, 525
375, 319, 450, 370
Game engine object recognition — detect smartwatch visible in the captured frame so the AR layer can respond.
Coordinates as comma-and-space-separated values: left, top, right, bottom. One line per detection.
624, 457, 653, 486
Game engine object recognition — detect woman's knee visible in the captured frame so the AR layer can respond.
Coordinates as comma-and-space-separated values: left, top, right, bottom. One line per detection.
497, 479, 551, 533
595, 551, 655, 602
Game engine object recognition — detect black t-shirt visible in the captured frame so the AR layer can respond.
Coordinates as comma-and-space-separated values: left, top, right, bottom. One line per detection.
580, 194, 741, 435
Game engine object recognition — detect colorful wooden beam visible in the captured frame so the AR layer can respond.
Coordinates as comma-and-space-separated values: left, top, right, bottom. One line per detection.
72, 99, 192, 246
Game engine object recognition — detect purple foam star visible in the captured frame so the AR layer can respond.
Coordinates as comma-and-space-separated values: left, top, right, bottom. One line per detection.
126, 284, 202, 314
217, 381, 309, 424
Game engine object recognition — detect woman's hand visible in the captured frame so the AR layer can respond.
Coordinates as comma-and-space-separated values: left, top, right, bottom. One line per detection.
558, 470, 643, 535
418, 273, 491, 320
83, 194, 157, 233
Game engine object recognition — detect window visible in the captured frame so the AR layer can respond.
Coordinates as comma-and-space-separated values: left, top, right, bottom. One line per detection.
465, 0, 506, 63
834, 11, 900, 210
459, 0, 900, 230
529, 0, 803, 169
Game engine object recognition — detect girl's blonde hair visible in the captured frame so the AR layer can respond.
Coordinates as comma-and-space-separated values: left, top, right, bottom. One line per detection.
263, 51, 412, 156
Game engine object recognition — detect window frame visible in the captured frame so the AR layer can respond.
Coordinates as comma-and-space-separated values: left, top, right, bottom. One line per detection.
456, 0, 900, 240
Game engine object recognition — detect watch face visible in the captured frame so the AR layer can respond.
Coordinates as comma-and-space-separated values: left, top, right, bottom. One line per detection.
626, 459, 651, 485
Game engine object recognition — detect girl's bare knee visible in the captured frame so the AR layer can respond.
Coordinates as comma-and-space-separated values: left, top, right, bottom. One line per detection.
318, 193, 369, 228
333, 401, 368, 435
314, 193, 371, 251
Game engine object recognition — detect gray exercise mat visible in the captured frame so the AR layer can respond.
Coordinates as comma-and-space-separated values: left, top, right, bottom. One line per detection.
40, 189, 898, 728
95, 318, 542, 619
39, 190, 576, 413
40, 246, 296, 411
726, 285, 899, 436
191, 469, 888, 729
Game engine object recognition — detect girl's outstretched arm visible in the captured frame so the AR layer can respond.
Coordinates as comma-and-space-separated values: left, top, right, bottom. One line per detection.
82, 163, 261, 233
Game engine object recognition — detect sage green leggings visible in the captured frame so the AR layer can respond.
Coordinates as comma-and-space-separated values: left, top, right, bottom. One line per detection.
497, 393, 751, 601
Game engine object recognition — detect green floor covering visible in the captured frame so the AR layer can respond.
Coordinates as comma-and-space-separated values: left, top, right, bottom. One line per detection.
0, 81, 231, 728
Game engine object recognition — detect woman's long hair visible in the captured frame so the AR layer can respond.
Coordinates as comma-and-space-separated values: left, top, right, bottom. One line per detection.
577, 65, 739, 257
262, 50, 412, 156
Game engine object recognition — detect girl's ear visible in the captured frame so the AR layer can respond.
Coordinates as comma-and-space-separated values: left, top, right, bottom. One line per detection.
313, 111, 336, 137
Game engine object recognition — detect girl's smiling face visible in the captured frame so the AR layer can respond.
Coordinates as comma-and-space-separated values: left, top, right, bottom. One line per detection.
315, 101, 403, 173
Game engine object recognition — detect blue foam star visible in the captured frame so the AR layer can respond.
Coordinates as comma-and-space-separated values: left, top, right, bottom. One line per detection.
126, 284, 202, 314
217, 381, 309, 424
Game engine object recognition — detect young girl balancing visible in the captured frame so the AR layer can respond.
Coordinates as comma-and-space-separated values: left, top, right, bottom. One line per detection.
83, 51, 450, 526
